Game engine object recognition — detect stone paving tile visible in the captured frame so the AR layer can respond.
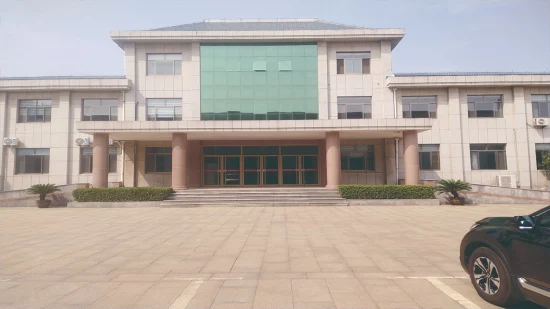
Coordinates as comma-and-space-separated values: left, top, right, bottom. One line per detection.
253, 279, 293, 309
292, 279, 333, 303
55, 282, 121, 306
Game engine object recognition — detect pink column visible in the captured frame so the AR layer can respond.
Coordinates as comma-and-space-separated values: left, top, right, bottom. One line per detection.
403, 130, 420, 185
172, 133, 188, 190
325, 131, 341, 189
91, 133, 109, 188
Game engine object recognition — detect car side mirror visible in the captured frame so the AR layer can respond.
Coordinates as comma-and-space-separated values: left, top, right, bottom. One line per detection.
514, 216, 535, 230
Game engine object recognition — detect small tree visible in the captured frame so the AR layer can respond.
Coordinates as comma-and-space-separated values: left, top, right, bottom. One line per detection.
435, 179, 472, 204
538, 153, 550, 180
27, 184, 60, 201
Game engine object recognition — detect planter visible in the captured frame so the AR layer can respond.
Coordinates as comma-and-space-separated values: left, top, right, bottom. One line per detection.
449, 197, 466, 205
36, 200, 52, 208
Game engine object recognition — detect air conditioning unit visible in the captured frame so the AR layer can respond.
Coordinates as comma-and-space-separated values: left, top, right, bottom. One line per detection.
3, 137, 19, 147
497, 175, 517, 188
75, 138, 90, 146
534, 118, 548, 127
109, 139, 114, 145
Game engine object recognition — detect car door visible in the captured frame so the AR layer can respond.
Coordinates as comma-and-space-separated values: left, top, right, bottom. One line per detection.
510, 210, 550, 288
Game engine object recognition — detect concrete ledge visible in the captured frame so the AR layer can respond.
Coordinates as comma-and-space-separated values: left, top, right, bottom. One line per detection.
67, 201, 161, 208
348, 199, 440, 206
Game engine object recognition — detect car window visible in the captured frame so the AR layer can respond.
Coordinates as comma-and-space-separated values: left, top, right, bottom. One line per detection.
538, 211, 550, 228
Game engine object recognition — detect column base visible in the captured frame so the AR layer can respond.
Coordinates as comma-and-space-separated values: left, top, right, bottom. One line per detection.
325, 185, 339, 189
173, 186, 188, 191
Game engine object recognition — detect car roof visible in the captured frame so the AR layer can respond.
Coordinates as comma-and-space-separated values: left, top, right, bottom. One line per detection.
530, 205, 550, 217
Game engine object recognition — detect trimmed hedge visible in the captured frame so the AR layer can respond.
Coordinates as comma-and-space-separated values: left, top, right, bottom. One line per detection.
338, 185, 435, 199
72, 187, 173, 202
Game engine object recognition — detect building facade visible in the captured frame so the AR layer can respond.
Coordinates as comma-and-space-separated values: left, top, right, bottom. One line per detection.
1, 19, 550, 191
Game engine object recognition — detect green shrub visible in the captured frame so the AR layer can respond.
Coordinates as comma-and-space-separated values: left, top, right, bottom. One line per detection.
72, 187, 173, 202
338, 185, 435, 199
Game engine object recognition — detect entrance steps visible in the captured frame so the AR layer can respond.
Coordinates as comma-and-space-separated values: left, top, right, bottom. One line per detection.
160, 187, 348, 207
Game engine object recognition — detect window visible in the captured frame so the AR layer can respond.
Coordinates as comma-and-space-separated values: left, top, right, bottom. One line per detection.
16, 148, 49, 174
535, 144, 550, 169
253, 61, 267, 71
82, 99, 118, 121
340, 145, 375, 171
80, 147, 117, 174
468, 95, 503, 118
532, 94, 550, 118
336, 52, 370, 74
402, 96, 437, 118
147, 99, 182, 121
145, 147, 172, 173
538, 211, 550, 229
419, 144, 440, 170
278, 60, 292, 71
147, 54, 182, 75
18, 100, 52, 123
337, 97, 372, 119
470, 144, 507, 170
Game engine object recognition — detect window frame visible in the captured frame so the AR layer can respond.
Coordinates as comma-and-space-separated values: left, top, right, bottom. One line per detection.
336, 52, 371, 75
146, 53, 182, 76
80, 147, 118, 174
340, 145, 375, 171
470, 144, 507, 170
535, 143, 550, 170
15, 148, 50, 174
467, 95, 503, 118
145, 147, 172, 173
17, 99, 52, 123
82, 99, 119, 121
146, 98, 183, 121
418, 144, 440, 170
337, 96, 372, 119
532, 94, 550, 118
402, 96, 437, 119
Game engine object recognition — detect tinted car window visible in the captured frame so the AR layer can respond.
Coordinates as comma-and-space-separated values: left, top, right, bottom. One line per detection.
539, 211, 550, 228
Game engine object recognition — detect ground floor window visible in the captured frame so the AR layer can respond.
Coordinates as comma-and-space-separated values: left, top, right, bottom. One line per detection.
146, 147, 172, 172
536, 143, 550, 169
419, 144, 440, 170
470, 144, 507, 170
340, 145, 375, 171
16, 148, 50, 174
80, 147, 117, 174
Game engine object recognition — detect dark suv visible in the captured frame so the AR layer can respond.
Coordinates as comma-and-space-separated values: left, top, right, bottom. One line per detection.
460, 205, 550, 307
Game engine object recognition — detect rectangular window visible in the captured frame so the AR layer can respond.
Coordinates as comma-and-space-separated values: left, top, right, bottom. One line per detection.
145, 147, 172, 173
336, 52, 370, 74
82, 99, 118, 121
419, 144, 440, 170
18, 99, 52, 123
278, 60, 292, 71
470, 144, 507, 170
16, 148, 49, 174
80, 147, 117, 174
337, 97, 372, 119
340, 145, 375, 171
532, 94, 550, 118
147, 54, 182, 75
253, 61, 267, 71
147, 99, 182, 121
536, 143, 550, 169
467, 95, 503, 118
402, 96, 437, 118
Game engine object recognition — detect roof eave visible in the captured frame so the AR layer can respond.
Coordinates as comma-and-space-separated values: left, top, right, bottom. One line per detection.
387, 74, 550, 88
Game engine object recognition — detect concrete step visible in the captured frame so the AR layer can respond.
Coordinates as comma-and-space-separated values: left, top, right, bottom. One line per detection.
164, 198, 346, 203
167, 194, 341, 199
160, 201, 349, 207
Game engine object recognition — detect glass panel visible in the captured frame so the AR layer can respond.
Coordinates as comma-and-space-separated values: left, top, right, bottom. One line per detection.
338, 104, 346, 119
243, 146, 279, 155
25, 156, 43, 173
344, 59, 355, 74
337, 96, 371, 104
155, 154, 172, 172
479, 152, 497, 169
282, 156, 298, 185
341, 153, 348, 170
243, 156, 260, 185
263, 156, 279, 185
224, 156, 240, 186
420, 152, 432, 170
155, 61, 174, 75
346, 104, 363, 119
204, 157, 220, 186
301, 156, 318, 185
281, 146, 318, 155
349, 153, 366, 170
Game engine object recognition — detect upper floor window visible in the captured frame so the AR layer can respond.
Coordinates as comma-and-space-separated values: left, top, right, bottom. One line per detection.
470, 144, 507, 170
419, 144, 440, 170
337, 97, 372, 119
147, 54, 182, 76
16, 148, 49, 174
467, 95, 503, 118
147, 99, 182, 121
18, 99, 51, 123
536, 143, 550, 170
80, 147, 117, 174
336, 52, 370, 74
82, 99, 118, 121
402, 96, 437, 118
340, 145, 375, 171
532, 94, 550, 118
145, 147, 172, 173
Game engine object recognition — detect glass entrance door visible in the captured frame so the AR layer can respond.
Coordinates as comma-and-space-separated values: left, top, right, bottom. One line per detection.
243, 156, 260, 186
263, 156, 279, 185
282, 156, 299, 185
223, 156, 240, 186
301, 155, 319, 185
203, 156, 220, 186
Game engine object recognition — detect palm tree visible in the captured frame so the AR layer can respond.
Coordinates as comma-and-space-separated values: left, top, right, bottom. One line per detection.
27, 184, 60, 208
435, 179, 472, 202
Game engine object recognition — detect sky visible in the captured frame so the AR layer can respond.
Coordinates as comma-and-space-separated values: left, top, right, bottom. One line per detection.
0, 0, 549, 77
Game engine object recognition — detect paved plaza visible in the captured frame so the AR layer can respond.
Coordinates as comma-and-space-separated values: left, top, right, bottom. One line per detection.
0, 205, 546, 309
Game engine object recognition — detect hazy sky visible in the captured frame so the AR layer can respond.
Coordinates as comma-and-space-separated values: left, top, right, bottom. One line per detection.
1, 0, 549, 77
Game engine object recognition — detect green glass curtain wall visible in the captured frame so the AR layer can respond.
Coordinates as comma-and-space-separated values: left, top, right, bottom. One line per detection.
200, 43, 319, 120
